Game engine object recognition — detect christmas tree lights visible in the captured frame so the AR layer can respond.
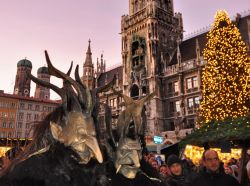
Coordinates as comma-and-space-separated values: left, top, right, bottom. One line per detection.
199, 10, 250, 124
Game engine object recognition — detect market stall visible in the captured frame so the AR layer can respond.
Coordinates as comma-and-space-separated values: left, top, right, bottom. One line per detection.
180, 115, 250, 183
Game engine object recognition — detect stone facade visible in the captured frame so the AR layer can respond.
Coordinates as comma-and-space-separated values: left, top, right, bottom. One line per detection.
94, 1, 250, 142
0, 91, 58, 138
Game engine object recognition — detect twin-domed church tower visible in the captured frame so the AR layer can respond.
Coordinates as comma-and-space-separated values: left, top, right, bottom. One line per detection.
13, 59, 50, 99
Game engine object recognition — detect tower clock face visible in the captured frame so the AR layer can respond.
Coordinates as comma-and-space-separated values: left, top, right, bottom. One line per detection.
24, 89, 29, 95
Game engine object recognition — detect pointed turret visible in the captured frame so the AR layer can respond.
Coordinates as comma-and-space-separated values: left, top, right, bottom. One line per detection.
81, 39, 95, 89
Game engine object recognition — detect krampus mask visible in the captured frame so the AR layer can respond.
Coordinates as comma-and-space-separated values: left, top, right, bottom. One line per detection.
28, 51, 103, 164
106, 92, 155, 179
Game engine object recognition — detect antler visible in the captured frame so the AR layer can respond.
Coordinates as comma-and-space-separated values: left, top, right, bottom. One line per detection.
26, 72, 67, 111
45, 51, 92, 115
74, 65, 93, 114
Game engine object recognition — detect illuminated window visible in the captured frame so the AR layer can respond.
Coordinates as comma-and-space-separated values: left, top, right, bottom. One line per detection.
193, 77, 198, 88
175, 100, 181, 112
174, 81, 179, 92
194, 97, 200, 107
186, 78, 192, 89
187, 98, 194, 108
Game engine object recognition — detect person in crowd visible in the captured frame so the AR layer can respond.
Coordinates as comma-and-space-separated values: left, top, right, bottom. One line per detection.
224, 163, 237, 179
159, 164, 169, 177
165, 154, 192, 186
151, 160, 160, 170
192, 149, 240, 186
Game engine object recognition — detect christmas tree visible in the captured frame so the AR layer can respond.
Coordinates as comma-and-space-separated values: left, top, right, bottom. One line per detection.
199, 10, 250, 124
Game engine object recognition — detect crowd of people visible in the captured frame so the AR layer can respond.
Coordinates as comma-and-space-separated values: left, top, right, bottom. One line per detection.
143, 149, 250, 186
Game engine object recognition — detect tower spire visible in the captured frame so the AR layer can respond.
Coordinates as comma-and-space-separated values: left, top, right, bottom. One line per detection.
84, 39, 93, 67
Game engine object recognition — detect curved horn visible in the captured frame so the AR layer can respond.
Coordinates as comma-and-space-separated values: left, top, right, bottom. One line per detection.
63, 61, 73, 87
66, 61, 73, 76
112, 87, 134, 106
74, 65, 93, 114
27, 72, 67, 108
137, 92, 156, 107
95, 75, 117, 94
45, 51, 85, 111
103, 103, 116, 149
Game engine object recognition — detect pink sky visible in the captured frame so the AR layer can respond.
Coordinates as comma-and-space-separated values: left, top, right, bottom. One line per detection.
0, 0, 249, 99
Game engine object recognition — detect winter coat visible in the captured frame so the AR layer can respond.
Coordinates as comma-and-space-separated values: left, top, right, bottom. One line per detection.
166, 174, 191, 186
0, 143, 109, 186
192, 168, 240, 186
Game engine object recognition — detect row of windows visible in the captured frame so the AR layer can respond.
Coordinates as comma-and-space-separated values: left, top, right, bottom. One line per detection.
167, 76, 198, 93
1, 121, 15, 128
0, 102, 16, 109
163, 119, 195, 131
0, 132, 14, 138
0, 112, 15, 119
109, 98, 118, 109
18, 112, 41, 121
0, 131, 30, 138
169, 96, 200, 113
1, 121, 33, 129
19, 103, 54, 112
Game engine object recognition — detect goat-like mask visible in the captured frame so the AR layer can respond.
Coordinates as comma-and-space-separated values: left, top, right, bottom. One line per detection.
106, 93, 155, 178
28, 51, 103, 164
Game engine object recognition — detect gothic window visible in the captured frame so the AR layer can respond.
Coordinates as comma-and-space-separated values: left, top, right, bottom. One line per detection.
174, 81, 179, 92
130, 84, 139, 99
169, 101, 174, 113
194, 97, 200, 108
168, 82, 173, 93
142, 86, 147, 95
175, 101, 181, 112
192, 76, 198, 88
186, 78, 192, 90
187, 98, 194, 109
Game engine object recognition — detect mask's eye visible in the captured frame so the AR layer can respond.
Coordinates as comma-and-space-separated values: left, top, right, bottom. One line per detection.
126, 121, 136, 139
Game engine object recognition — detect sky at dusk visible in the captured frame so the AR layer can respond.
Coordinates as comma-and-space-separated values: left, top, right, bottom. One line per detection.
0, 0, 249, 99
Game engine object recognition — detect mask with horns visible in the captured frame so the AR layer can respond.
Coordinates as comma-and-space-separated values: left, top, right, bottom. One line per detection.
28, 51, 105, 164
105, 92, 155, 179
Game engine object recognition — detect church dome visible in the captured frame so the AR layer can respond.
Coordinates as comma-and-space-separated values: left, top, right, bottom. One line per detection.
37, 66, 49, 74
17, 59, 32, 68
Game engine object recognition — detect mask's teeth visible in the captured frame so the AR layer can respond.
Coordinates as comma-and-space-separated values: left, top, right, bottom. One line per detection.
116, 164, 122, 174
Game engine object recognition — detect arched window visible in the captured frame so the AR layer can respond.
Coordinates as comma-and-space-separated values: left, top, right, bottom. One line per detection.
130, 84, 139, 99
